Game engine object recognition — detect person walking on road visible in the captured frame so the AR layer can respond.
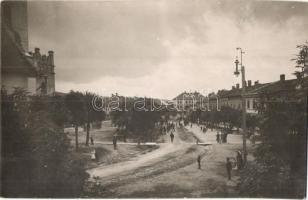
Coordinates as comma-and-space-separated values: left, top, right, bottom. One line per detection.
236, 151, 243, 170
226, 157, 232, 180
90, 136, 94, 145
170, 132, 174, 143
197, 155, 201, 169
216, 132, 220, 143
113, 135, 117, 150
219, 132, 222, 144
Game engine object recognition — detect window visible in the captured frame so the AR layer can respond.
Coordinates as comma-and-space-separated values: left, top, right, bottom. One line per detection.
246, 99, 250, 109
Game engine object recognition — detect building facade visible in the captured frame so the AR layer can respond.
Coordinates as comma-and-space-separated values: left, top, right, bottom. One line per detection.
1, 1, 55, 95
173, 91, 207, 111
208, 74, 307, 115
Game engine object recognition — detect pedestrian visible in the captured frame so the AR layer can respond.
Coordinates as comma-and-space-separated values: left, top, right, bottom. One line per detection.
170, 132, 174, 143
219, 132, 222, 144
90, 136, 94, 145
203, 127, 207, 134
221, 133, 226, 143
236, 151, 243, 170
113, 135, 117, 150
226, 157, 232, 180
91, 149, 96, 161
95, 149, 99, 161
163, 126, 166, 135
197, 155, 201, 169
216, 132, 220, 143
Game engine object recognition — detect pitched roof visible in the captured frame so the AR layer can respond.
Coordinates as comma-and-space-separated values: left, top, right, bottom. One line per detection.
1, 23, 37, 75
218, 83, 267, 99
173, 91, 206, 100
244, 76, 308, 97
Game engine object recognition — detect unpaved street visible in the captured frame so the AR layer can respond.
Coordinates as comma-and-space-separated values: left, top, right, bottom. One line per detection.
86, 123, 244, 198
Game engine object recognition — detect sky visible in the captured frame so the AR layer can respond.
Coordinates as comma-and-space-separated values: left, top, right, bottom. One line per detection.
28, 0, 308, 99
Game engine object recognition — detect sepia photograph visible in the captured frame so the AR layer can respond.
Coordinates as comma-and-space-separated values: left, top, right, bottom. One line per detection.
1, 0, 307, 198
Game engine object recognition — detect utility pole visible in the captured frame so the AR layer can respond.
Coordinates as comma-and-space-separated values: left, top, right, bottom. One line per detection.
234, 47, 247, 164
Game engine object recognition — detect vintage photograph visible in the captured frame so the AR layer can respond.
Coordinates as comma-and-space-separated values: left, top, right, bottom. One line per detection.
1, 0, 307, 198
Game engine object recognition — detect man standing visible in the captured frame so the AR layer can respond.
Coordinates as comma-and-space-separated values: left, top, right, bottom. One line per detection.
226, 157, 232, 180
113, 135, 117, 150
197, 155, 201, 169
90, 136, 94, 145
236, 151, 243, 170
170, 132, 174, 143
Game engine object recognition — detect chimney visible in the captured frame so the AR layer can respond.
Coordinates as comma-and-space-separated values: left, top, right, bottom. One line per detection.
42, 55, 47, 64
280, 74, 285, 82
34, 48, 41, 58
48, 50, 54, 66
232, 86, 235, 90
34, 47, 40, 54
248, 80, 252, 87
236, 83, 240, 89
254, 80, 259, 85
33, 48, 41, 67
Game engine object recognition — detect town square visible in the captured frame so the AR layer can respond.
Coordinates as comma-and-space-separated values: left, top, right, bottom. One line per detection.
1, 0, 307, 198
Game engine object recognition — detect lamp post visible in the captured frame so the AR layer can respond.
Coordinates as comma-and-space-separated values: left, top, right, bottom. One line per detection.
234, 47, 247, 164
216, 95, 220, 111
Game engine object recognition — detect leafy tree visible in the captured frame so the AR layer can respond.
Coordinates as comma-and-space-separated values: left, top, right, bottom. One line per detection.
84, 92, 106, 145
110, 97, 162, 142
65, 90, 86, 150
1, 89, 88, 197
292, 41, 308, 78
248, 99, 306, 198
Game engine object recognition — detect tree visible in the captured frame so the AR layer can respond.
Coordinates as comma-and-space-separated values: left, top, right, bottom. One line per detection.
219, 107, 241, 133
292, 41, 308, 78
249, 99, 306, 198
1, 89, 88, 197
65, 91, 86, 151
110, 97, 162, 142
84, 92, 106, 146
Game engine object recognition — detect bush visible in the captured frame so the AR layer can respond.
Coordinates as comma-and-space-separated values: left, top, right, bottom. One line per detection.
1, 90, 89, 197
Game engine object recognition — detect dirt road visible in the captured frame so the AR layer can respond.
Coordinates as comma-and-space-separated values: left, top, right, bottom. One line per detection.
86, 124, 243, 198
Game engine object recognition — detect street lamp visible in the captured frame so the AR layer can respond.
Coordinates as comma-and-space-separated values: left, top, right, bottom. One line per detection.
216, 95, 220, 111
234, 47, 247, 164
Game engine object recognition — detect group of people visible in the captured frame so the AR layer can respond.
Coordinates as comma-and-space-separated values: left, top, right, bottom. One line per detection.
160, 121, 177, 143
161, 121, 176, 135
225, 151, 244, 180
199, 126, 207, 133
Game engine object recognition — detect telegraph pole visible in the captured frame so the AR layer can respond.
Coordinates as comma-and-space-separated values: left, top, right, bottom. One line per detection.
234, 47, 247, 164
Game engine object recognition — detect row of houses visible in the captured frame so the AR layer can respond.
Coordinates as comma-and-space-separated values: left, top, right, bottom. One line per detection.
173, 74, 308, 114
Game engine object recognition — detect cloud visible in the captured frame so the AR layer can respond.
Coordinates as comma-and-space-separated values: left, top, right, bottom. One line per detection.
28, 0, 308, 99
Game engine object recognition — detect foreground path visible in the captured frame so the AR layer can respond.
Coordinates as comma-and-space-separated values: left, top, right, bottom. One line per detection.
87, 127, 187, 179
86, 125, 243, 198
